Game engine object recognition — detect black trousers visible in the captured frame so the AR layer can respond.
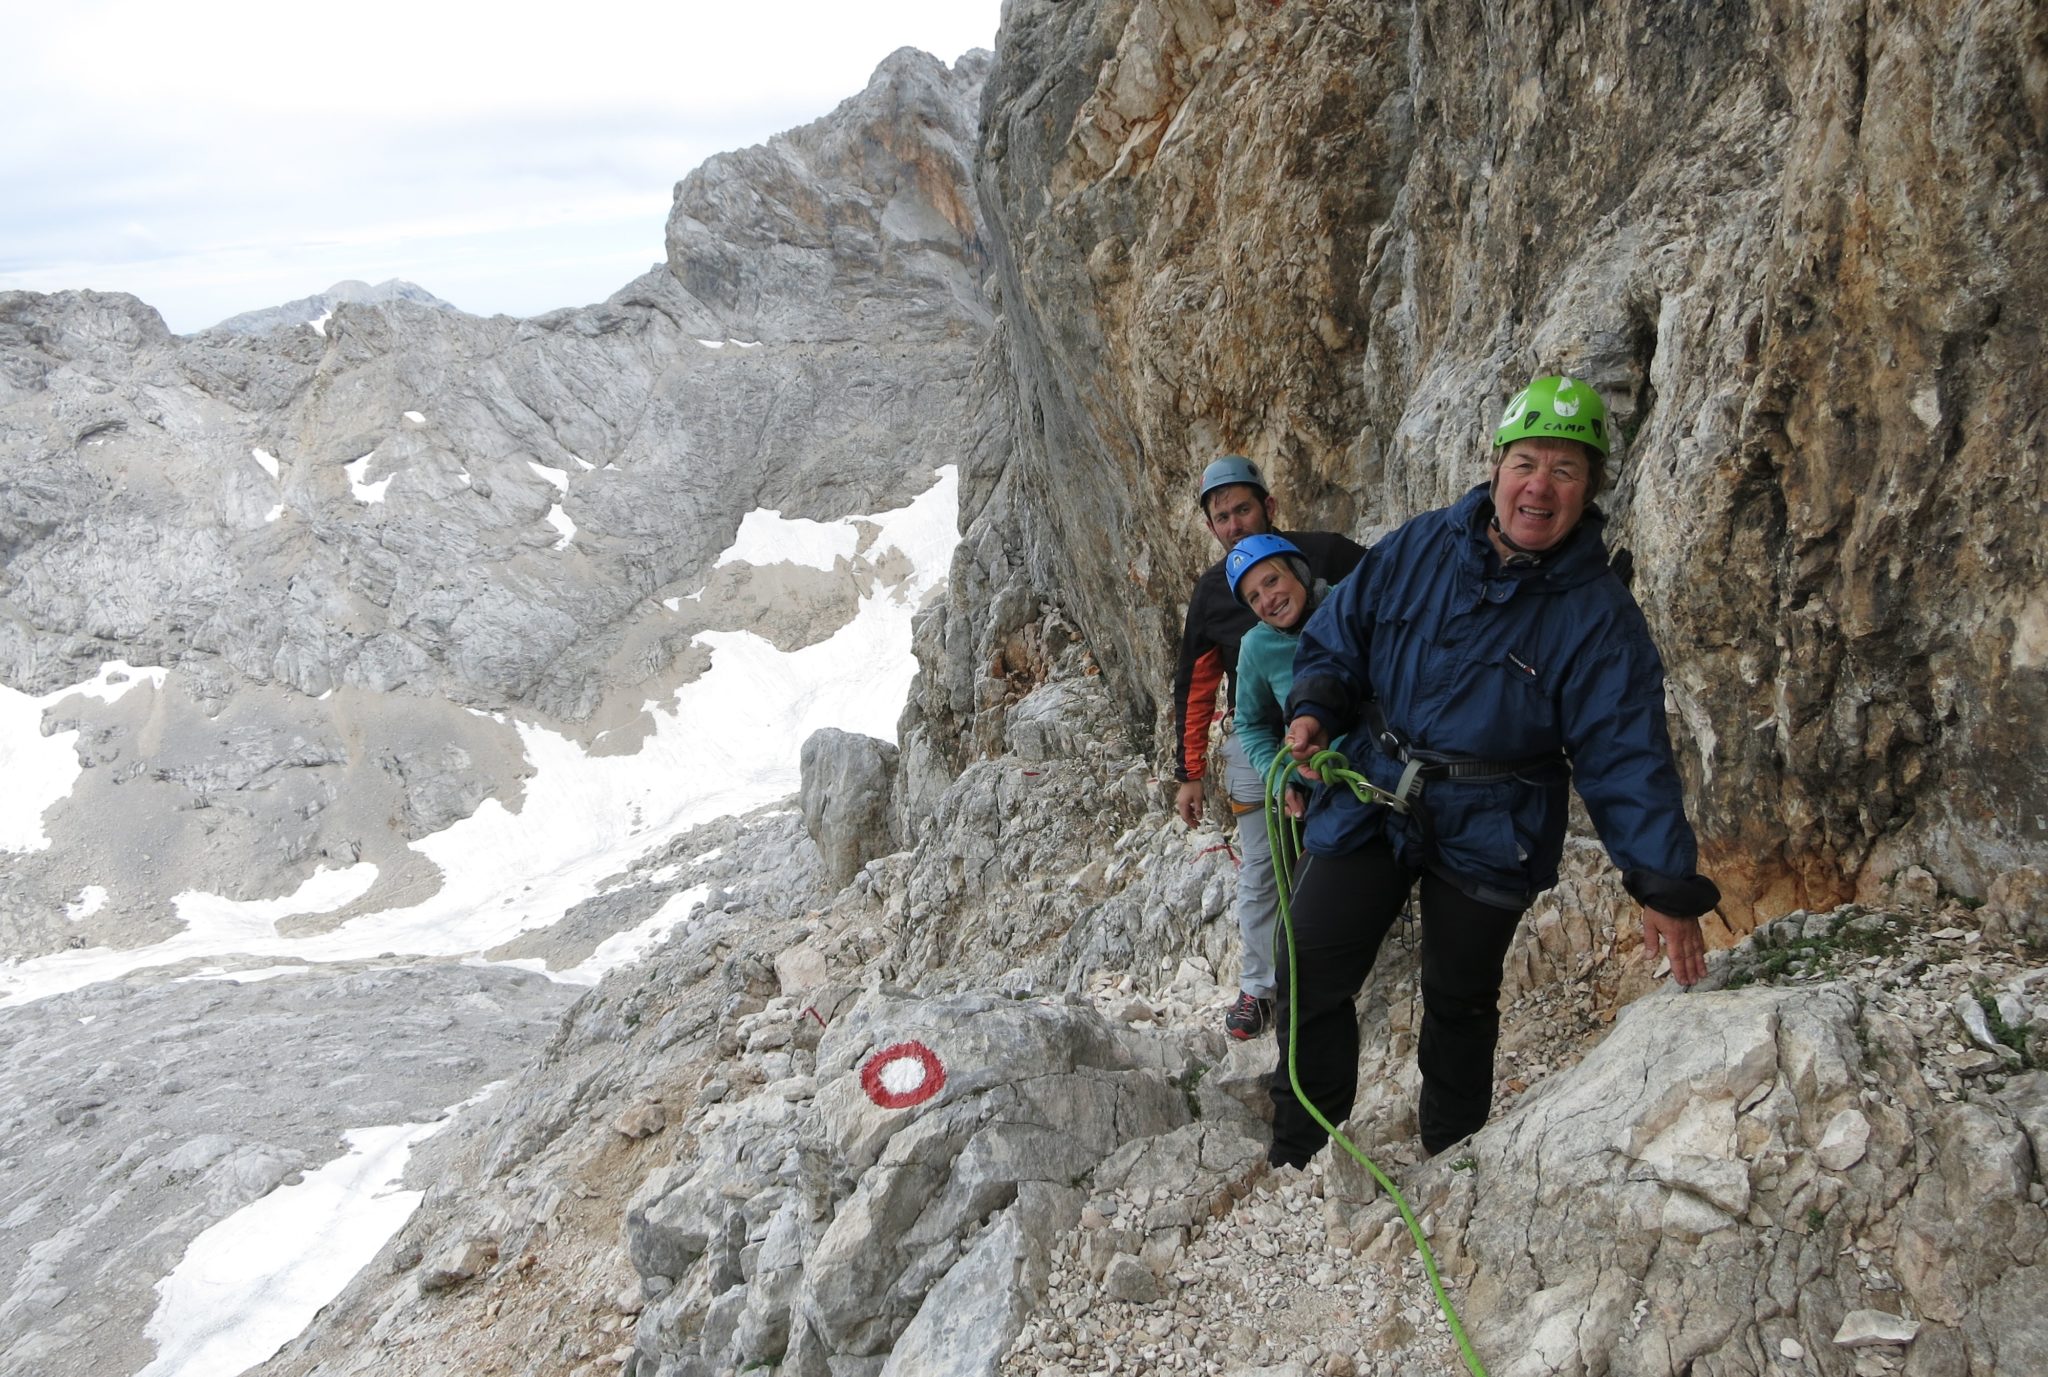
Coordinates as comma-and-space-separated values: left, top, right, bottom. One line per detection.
1268, 840, 1524, 1165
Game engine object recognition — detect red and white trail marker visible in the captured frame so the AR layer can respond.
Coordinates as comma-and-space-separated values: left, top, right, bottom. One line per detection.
860, 1041, 946, 1109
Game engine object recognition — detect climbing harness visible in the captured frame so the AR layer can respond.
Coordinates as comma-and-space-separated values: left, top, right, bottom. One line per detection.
1262, 747, 1490, 1377
1357, 703, 1568, 914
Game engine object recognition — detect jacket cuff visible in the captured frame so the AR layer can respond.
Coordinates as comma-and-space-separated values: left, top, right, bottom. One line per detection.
1291, 704, 1341, 735
1623, 870, 1721, 919
1286, 673, 1356, 726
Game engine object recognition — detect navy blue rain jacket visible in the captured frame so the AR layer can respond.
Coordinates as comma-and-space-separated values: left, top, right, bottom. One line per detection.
1287, 484, 1716, 916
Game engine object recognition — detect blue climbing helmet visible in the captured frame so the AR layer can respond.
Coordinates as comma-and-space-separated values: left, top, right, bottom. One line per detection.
1225, 533, 1310, 607
1198, 454, 1268, 511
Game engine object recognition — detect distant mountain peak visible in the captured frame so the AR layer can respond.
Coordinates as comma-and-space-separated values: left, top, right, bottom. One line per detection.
203, 278, 458, 336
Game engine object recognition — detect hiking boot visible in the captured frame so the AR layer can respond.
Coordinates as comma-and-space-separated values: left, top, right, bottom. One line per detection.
1224, 991, 1272, 1040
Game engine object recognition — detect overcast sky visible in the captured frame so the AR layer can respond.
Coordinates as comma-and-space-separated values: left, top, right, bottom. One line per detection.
2, 1, 1003, 334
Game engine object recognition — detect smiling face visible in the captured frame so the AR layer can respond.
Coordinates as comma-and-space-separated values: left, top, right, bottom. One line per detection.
1238, 556, 1311, 631
1489, 438, 1592, 554
1203, 483, 1277, 548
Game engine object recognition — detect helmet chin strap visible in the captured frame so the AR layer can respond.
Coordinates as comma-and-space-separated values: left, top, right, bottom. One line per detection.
1489, 512, 1544, 566
1487, 482, 1545, 567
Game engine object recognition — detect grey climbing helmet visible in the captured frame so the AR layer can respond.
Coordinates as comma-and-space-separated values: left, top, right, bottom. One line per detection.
1198, 455, 1268, 510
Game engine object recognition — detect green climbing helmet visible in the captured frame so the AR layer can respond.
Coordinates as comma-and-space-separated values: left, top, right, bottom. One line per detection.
1494, 375, 1610, 456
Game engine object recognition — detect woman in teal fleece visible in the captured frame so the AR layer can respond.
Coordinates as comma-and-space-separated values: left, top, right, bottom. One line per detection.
1227, 534, 1332, 821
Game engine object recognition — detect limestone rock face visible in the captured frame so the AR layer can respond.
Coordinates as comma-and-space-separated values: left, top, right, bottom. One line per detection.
620, 980, 1193, 1375
935, 0, 2048, 920
667, 47, 991, 347
1354, 984, 2048, 1377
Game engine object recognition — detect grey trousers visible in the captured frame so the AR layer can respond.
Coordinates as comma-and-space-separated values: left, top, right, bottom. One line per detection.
1222, 733, 1279, 1000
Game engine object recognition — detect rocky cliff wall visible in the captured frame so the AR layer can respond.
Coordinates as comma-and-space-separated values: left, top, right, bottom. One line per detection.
921, 0, 2047, 925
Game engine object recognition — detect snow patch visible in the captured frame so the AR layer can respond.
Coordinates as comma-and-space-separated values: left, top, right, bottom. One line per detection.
716, 509, 860, 573
0, 663, 167, 853
545, 504, 576, 549
263, 504, 284, 523
135, 1085, 500, 1377
344, 453, 393, 503
528, 461, 569, 493
403, 411, 425, 424
252, 449, 280, 480
175, 965, 314, 984
307, 310, 331, 337
67, 886, 108, 921
551, 887, 709, 985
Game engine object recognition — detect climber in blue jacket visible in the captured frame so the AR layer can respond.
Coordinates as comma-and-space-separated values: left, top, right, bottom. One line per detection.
1270, 374, 1719, 1168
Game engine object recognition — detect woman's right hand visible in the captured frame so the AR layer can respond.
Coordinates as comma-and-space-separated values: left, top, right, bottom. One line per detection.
1284, 717, 1329, 780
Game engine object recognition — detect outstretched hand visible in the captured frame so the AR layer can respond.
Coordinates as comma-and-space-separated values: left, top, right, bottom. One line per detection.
1284, 717, 1329, 781
1643, 907, 1706, 987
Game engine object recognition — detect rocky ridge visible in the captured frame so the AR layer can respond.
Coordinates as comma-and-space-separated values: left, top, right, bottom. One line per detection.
205, 279, 458, 336
238, 655, 2048, 1377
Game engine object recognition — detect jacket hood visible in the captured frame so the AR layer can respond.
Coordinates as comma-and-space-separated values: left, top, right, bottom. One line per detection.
1284, 577, 1332, 636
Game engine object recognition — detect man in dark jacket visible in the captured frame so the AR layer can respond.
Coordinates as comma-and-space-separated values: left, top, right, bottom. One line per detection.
1172, 456, 1366, 1039
1272, 375, 1718, 1166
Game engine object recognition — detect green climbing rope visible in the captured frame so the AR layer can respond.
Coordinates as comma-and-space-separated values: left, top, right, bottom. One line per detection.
1262, 747, 1489, 1377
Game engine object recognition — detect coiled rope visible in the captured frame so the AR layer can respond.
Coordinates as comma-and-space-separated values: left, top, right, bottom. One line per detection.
1262, 747, 1489, 1377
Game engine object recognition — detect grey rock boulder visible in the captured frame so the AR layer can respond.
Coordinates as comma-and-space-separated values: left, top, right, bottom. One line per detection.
800, 727, 902, 890
1344, 984, 2048, 1377
623, 989, 1189, 1376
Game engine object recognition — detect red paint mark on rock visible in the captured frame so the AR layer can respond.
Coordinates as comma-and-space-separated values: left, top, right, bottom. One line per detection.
860, 1041, 946, 1109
